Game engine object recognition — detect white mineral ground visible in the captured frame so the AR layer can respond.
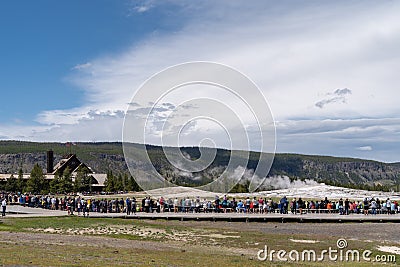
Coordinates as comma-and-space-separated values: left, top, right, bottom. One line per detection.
136, 184, 400, 200
376, 245, 400, 255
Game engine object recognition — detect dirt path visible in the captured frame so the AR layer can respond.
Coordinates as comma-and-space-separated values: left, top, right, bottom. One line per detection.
1, 220, 399, 266
141, 220, 400, 243
0, 231, 174, 250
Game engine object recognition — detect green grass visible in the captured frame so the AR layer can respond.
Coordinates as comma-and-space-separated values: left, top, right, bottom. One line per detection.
0, 217, 399, 266
1, 216, 127, 230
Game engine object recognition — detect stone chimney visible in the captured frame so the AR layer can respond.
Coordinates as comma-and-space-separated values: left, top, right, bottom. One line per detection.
47, 150, 54, 173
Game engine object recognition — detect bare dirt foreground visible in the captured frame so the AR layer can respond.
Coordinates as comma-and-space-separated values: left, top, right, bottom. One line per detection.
0, 217, 400, 266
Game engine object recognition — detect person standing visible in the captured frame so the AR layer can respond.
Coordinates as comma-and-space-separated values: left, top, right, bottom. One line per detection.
1, 198, 6, 217
363, 198, 370, 215
344, 198, 350, 215
338, 198, 344, 215
291, 198, 297, 214
173, 197, 179, 213
119, 198, 124, 213
68, 198, 74, 215
159, 197, 165, 213
386, 198, 392, 215
279, 196, 288, 214
297, 198, 304, 215
144, 197, 150, 213
370, 198, 377, 215
82, 199, 88, 218
132, 197, 137, 215
126, 197, 131, 215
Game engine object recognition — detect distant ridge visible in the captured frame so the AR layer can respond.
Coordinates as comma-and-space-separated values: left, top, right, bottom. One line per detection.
0, 140, 399, 191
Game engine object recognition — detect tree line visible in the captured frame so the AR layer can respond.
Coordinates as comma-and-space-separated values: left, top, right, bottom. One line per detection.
0, 164, 141, 194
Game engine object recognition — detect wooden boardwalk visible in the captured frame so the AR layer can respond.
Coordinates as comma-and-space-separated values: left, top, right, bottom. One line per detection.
5, 206, 400, 222
88, 212, 400, 223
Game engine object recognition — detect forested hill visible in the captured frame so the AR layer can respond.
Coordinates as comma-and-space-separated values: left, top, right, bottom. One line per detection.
0, 141, 399, 190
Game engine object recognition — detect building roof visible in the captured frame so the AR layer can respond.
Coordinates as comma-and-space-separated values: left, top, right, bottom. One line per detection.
51, 154, 92, 175
90, 173, 107, 187
0, 153, 107, 187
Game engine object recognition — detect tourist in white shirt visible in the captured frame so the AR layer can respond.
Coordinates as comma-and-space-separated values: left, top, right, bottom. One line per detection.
1, 198, 6, 217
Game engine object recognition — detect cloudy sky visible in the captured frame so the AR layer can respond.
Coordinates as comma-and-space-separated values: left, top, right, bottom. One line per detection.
0, 1, 399, 162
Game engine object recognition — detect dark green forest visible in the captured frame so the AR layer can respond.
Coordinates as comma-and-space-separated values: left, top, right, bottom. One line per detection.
1, 141, 399, 193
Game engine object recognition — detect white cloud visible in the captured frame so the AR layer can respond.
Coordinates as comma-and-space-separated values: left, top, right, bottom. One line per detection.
36, 108, 91, 125
357, 146, 373, 151
128, 0, 155, 14
83, 1, 398, 121
135, 6, 150, 13
2, 1, 400, 162
315, 88, 352, 109
72, 62, 92, 70
276, 118, 400, 161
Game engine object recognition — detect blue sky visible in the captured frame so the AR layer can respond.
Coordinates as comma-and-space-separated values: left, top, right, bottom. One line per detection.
0, 1, 180, 123
0, 1, 399, 162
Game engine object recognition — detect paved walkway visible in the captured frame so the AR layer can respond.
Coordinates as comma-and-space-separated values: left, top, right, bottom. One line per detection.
4, 206, 400, 222
4, 205, 65, 217
87, 211, 400, 223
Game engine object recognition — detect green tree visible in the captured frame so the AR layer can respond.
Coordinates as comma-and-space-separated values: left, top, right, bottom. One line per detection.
74, 166, 91, 193
74, 172, 83, 193
5, 174, 17, 192
115, 173, 123, 191
17, 168, 25, 193
104, 170, 115, 192
42, 179, 50, 194
59, 166, 73, 193
128, 175, 141, 192
123, 173, 129, 191
229, 181, 250, 193
26, 164, 45, 193
49, 173, 61, 193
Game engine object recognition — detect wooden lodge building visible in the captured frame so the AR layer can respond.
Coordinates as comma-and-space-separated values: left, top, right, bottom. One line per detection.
0, 151, 107, 191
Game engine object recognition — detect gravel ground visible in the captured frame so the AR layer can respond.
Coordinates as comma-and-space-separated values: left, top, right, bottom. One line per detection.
0, 231, 176, 250
141, 220, 400, 243
1, 219, 399, 266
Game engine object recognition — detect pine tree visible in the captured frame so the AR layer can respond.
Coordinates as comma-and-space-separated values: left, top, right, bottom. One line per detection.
123, 173, 129, 191
104, 170, 115, 192
5, 174, 17, 192
50, 173, 61, 193
17, 168, 25, 193
74, 166, 90, 193
26, 164, 45, 194
115, 173, 123, 191
74, 172, 83, 193
128, 175, 141, 192
60, 166, 73, 193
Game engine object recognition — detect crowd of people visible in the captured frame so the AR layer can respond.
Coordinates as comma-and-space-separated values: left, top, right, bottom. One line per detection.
277, 196, 399, 215
0, 193, 137, 217
1, 192, 400, 216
